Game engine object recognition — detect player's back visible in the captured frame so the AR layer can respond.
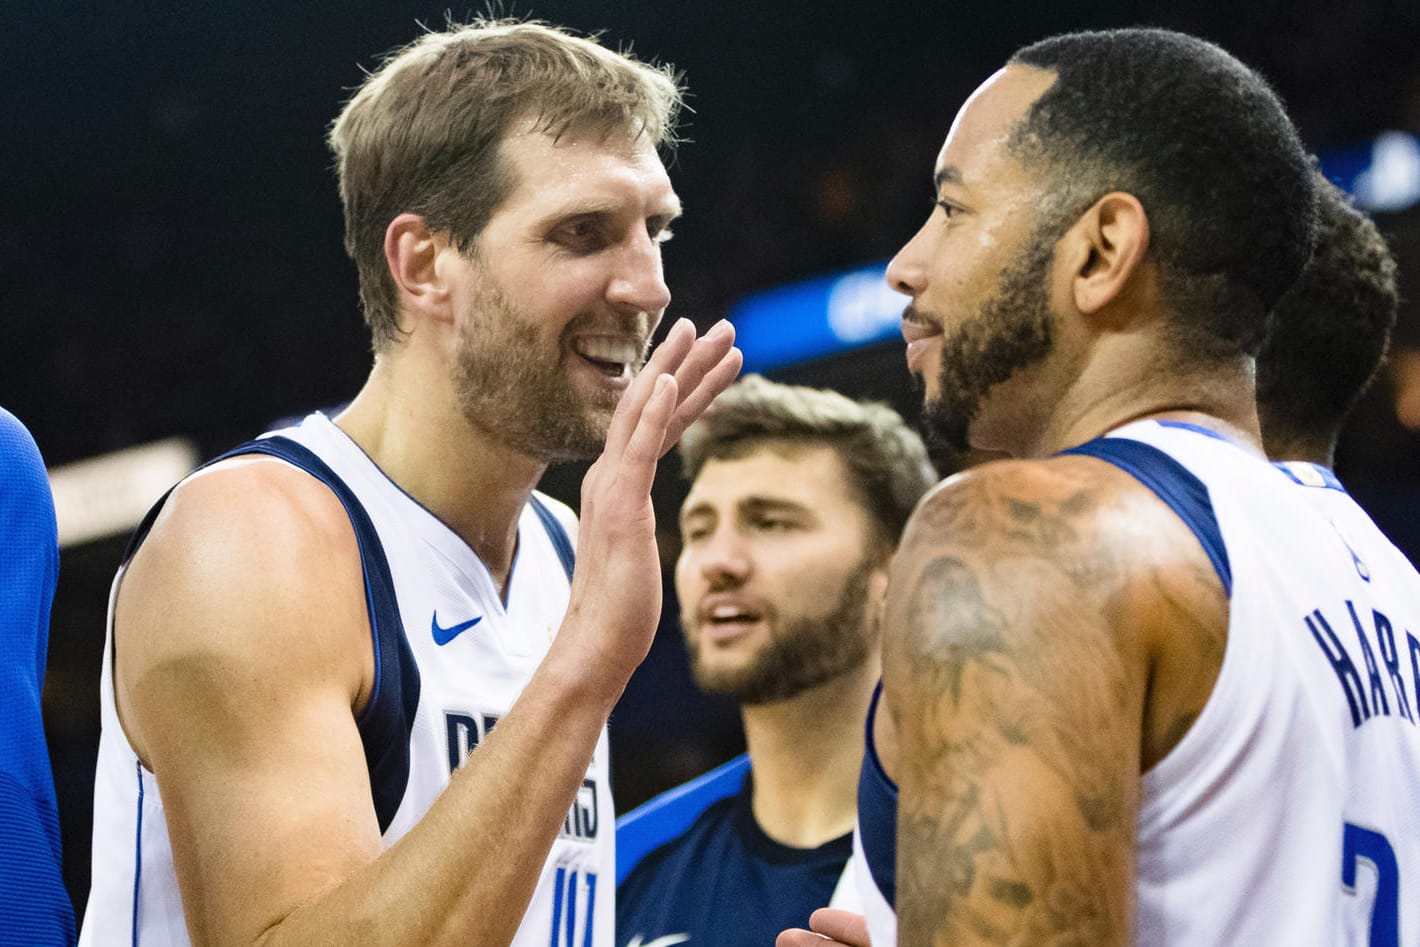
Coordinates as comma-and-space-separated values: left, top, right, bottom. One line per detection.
1259, 460, 1420, 943
1117, 425, 1420, 945
853, 422, 1420, 945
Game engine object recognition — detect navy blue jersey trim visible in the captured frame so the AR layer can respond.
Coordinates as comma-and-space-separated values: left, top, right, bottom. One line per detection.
615, 754, 751, 886
529, 495, 575, 582
1061, 437, 1232, 596
858, 683, 898, 909
122, 436, 420, 834
131, 760, 143, 947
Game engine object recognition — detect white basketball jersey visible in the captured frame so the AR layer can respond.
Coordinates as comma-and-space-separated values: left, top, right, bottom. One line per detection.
854, 420, 1420, 945
81, 412, 614, 947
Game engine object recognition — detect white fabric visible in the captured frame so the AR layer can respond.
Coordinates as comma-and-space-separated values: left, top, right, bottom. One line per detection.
854, 421, 1420, 945
851, 824, 894, 946
81, 412, 613, 946
827, 853, 861, 913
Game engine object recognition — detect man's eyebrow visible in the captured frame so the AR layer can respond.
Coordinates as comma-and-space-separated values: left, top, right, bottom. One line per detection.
539, 201, 618, 222
680, 500, 712, 524
679, 495, 812, 525
740, 496, 810, 514
534, 199, 683, 232
934, 166, 963, 191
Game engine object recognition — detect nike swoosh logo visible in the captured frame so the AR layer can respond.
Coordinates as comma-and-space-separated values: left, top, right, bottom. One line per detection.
431, 611, 483, 646
627, 935, 690, 947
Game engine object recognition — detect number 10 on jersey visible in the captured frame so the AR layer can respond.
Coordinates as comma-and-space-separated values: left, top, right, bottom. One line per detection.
550, 867, 597, 947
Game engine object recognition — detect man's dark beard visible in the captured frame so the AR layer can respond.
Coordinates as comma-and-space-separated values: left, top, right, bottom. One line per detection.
921, 225, 1058, 455
684, 561, 877, 705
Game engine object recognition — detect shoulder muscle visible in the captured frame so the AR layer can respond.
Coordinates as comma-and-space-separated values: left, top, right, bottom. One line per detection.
881, 455, 1224, 945
115, 456, 372, 764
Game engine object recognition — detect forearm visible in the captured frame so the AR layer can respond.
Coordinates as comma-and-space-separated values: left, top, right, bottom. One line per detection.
250, 643, 621, 947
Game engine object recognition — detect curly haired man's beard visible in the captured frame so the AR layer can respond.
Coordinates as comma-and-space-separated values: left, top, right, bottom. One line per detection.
922, 227, 1058, 457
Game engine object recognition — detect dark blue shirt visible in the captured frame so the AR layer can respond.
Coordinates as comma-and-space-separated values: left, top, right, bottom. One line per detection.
617, 754, 851, 947
0, 408, 76, 946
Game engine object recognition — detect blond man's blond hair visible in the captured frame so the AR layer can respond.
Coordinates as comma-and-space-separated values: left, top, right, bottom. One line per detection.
328, 19, 684, 349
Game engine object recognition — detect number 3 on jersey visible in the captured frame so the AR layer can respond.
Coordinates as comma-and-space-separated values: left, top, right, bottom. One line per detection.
1343, 823, 1399, 947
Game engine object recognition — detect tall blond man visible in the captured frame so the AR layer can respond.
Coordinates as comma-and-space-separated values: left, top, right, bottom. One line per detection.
81, 20, 739, 947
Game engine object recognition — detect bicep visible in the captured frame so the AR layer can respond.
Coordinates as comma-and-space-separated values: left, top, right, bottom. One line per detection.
882, 467, 1147, 946
142, 657, 382, 945
116, 469, 383, 946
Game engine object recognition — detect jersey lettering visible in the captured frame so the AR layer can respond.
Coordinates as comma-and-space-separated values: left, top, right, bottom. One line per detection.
1409, 630, 1420, 719
550, 867, 597, 947
1307, 603, 1420, 729
445, 712, 599, 843
1373, 610, 1414, 723
561, 779, 599, 842
1309, 608, 1372, 726
1349, 602, 1392, 718
444, 711, 501, 773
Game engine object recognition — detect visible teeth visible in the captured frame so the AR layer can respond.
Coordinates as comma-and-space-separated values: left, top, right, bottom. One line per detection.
711, 605, 748, 620
573, 337, 639, 368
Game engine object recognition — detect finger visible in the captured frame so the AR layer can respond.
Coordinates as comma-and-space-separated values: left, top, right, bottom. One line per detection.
668, 319, 735, 402
776, 930, 830, 946
660, 343, 743, 455
642, 317, 697, 378
603, 319, 694, 460
809, 909, 871, 946
658, 320, 739, 441
617, 374, 678, 496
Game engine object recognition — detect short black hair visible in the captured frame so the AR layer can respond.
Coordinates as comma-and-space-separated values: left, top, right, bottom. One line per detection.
1257, 177, 1398, 462
1009, 28, 1317, 360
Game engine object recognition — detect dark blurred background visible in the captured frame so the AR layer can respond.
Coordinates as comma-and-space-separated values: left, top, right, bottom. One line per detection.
4, 0, 1419, 923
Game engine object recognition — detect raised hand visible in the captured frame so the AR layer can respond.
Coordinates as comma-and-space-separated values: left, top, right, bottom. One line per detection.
564, 318, 741, 684
655, 318, 742, 454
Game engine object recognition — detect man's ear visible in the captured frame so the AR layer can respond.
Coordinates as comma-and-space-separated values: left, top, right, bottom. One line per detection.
1059, 192, 1151, 317
384, 212, 454, 327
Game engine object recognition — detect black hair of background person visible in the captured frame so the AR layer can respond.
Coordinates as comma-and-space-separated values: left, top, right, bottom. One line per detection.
1336, 202, 1420, 562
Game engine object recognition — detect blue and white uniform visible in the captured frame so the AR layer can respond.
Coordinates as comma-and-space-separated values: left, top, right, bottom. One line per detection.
854, 420, 1420, 945
0, 408, 76, 946
82, 412, 613, 947
617, 754, 857, 947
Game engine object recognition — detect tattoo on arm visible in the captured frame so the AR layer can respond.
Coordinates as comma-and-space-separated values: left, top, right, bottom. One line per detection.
885, 462, 1149, 946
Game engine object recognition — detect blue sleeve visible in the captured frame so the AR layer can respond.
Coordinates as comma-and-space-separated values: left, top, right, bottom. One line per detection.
0, 409, 77, 945
0, 774, 75, 945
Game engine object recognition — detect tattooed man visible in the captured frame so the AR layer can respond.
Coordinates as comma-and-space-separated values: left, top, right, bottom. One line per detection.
781, 27, 1420, 947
